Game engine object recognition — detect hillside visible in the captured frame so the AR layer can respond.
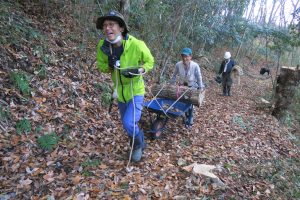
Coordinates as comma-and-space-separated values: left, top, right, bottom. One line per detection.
0, 1, 299, 199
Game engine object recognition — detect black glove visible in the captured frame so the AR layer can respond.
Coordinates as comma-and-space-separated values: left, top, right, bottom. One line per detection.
108, 55, 117, 69
121, 68, 140, 78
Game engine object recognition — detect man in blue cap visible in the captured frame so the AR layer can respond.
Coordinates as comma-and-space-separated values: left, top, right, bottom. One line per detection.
170, 47, 205, 126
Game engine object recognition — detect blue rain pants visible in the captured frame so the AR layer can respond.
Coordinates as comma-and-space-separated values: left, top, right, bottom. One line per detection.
118, 95, 145, 149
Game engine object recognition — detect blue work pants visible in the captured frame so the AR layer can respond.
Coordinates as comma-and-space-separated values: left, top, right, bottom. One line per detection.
118, 95, 145, 149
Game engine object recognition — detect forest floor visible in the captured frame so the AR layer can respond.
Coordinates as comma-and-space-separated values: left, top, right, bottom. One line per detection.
0, 1, 299, 200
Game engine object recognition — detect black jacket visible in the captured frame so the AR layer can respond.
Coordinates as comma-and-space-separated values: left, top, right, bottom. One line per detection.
219, 59, 235, 74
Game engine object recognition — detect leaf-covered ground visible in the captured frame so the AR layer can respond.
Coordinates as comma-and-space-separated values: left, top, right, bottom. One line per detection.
0, 1, 299, 200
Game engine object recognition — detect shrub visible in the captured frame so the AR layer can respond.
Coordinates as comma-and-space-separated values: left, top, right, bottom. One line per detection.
10, 71, 31, 96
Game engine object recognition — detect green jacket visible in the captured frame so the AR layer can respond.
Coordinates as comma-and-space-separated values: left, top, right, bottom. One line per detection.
97, 35, 154, 103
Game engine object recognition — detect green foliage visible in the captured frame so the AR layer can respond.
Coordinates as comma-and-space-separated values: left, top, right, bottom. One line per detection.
0, 1, 44, 46
36, 64, 47, 80
98, 82, 112, 94
81, 158, 101, 177
0, 105, 10, 121
10, 71, 31, 96
269, 158, 300, 199
35, 125, 43, 133
180, 138, 191, 147
232, 115, 253, 133
81, 159, 101, 168
37, 132, 60, 151
274, 84, 300, 127
16, 119, 31, 134
286, 84, 300, 125
94, 82, 112, 107
101, 93, 112, 107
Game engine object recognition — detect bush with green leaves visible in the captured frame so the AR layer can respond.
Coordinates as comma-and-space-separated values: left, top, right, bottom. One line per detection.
94, 82, 112, 107
16, 119, 31, 134
37, 132, 60, 151
10, 71, 31, 96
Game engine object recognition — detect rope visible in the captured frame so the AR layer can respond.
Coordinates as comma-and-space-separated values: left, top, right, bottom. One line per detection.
147, 85, 172, 118
165, 86, 192, 113
147, 84, 192, 118
126, 78, 135, 171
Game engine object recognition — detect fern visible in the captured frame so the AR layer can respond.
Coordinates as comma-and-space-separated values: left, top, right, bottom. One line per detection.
16, 119, 31, 134
37, 132, 59, 151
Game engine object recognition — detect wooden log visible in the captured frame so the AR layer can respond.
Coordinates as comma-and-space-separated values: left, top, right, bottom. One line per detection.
272, 66, 300, 120
151, 84, 204, 107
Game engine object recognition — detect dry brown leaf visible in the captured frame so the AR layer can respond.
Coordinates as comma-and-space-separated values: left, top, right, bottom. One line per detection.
43, 171, 55, 182
19, 178, 33, 187
72, 175, 82, 185
123, 195, 131, 200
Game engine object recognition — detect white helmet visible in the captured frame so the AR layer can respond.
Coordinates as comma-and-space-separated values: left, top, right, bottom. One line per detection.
224, 52, 231, 59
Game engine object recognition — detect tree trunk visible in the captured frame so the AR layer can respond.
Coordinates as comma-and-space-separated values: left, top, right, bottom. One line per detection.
272, 66, 300, 120
119, 0, 130, 21
151, 84, 203, 107
159, 8, 185, 82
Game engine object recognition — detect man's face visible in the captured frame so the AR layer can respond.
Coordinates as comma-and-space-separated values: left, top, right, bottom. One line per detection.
181, 54, 192, 65
103, 20, 124, 41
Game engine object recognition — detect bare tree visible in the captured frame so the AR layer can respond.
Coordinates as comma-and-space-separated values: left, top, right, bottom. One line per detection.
119, 0, 130, 21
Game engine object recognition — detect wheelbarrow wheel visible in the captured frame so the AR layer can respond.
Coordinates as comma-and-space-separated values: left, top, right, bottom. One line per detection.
151, 118, 165, 139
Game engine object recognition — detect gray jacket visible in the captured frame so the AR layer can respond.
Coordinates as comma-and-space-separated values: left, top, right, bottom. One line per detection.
171, 60, 204, 89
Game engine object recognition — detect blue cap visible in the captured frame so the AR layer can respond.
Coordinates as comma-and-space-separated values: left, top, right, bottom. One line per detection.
181, 48, 192, 56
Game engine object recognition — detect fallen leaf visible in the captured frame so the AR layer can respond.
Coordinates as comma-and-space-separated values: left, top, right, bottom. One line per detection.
72, 175, 82, 185
19, 178, 33, 186
43, 171, 55, 182
193, 164, 218, 179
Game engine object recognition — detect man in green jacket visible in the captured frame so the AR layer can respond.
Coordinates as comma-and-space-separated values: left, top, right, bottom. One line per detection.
96, 10, 154, 162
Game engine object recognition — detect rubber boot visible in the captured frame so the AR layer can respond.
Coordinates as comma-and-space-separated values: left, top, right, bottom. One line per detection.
186, 106, 194, 127
222, 85, 227, 96
129, 132, 146, 162
227, 87, 231, 96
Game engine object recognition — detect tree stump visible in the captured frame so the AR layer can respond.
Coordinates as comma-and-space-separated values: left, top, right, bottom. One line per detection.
150, 84, 204, 107
272, 66, 300, 120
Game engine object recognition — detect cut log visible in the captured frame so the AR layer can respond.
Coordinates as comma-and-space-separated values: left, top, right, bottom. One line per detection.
150, 84, 204, 107
272, 66, 300, 120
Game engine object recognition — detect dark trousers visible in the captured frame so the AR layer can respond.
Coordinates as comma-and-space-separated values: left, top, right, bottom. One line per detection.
222, 73, 232, 95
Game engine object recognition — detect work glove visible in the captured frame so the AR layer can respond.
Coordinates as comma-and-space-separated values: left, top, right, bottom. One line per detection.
121, 68, 140, 78
108, 55, 117, 69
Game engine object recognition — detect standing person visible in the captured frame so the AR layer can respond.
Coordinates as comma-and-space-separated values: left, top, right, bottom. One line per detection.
170, 47, 205, 126
96, 11, 154, 162
219, 51, 235, 96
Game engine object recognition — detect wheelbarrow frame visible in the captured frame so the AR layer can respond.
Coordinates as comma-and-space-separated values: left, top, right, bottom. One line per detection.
143, 98, 193, 139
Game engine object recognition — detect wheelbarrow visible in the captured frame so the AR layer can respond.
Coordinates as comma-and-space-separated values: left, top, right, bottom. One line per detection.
143, 98, 193, 139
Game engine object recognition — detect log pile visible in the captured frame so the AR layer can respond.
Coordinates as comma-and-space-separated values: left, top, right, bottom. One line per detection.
150, 84, 204, 107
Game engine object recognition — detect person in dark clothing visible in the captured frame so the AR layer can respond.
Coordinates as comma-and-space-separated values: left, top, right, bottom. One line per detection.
260, 68, 270, 75
218, 52, 235, 96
